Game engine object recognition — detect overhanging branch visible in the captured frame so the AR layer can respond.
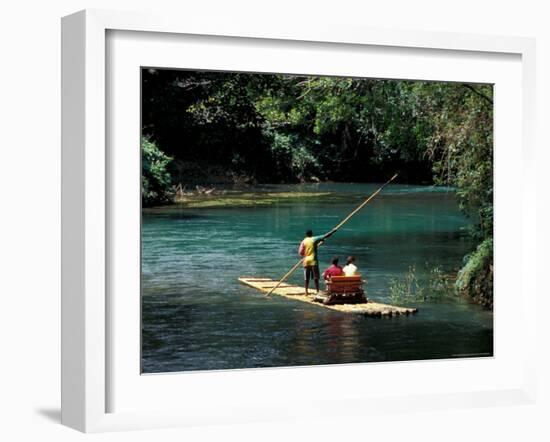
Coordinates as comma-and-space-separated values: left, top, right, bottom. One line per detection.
462, 84, 493, 105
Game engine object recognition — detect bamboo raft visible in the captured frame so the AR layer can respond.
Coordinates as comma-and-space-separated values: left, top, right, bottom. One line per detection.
239, 277, 418, 317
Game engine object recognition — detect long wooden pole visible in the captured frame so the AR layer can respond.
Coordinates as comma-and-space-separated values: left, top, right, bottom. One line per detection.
265, 173, 398, 297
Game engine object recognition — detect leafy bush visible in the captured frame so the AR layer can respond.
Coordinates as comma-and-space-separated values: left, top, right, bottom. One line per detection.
142, 136, 173, 207
455, 238, 493, 308
263, 128, 321, 182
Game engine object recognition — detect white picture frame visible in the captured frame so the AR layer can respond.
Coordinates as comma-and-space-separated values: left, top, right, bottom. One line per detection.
61, 9, 537, 433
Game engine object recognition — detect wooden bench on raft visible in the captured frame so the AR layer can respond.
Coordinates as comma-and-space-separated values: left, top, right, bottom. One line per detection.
314, 275, 367, 305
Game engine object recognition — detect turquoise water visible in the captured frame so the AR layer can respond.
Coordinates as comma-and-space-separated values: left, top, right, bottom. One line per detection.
141, 183, 493, 373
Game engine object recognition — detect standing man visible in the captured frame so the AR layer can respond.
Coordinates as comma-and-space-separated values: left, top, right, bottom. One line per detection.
298, 228, 337, 295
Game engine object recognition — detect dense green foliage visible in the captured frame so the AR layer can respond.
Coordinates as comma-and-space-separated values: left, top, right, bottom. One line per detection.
142, 69, 493, 307
456, 238, 494, 308
142, 71, 438, 184
141, 136, 173, 206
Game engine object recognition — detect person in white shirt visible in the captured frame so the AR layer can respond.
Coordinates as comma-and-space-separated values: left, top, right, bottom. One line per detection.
342, 256, 359, 276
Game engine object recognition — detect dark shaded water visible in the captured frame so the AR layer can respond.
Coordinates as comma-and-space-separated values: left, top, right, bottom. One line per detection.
141, 183, 493, 373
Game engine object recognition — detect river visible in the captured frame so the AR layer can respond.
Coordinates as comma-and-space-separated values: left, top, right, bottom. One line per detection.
141, 183, 493, 373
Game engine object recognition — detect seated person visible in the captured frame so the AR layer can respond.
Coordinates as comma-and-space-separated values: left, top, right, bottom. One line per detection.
342, 256, 359, 276
322, 256, 344, 281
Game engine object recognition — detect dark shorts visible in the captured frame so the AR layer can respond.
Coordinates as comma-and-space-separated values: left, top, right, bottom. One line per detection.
304, 265, 320, 281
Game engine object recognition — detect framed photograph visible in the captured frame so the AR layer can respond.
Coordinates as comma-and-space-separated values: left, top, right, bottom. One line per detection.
61, 9, 537, 432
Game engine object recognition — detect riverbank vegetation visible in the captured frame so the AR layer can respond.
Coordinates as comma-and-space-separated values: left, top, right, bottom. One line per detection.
173, 190, 332, 209
141, 69, 493, 308
388, 265, 459, 306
